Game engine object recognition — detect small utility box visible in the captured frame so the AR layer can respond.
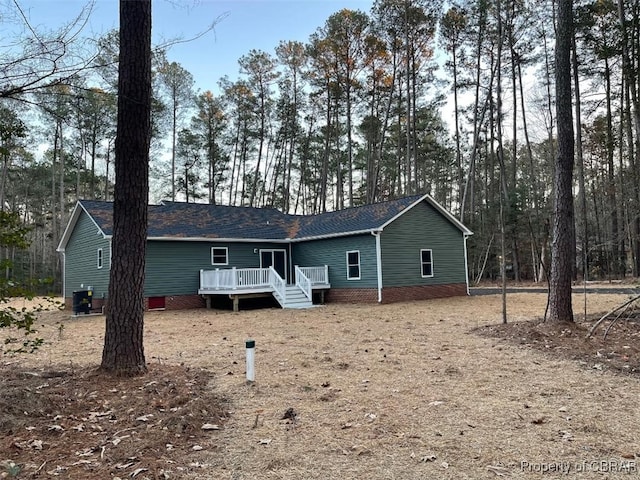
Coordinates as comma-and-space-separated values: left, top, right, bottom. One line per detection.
72, 290, 93, 315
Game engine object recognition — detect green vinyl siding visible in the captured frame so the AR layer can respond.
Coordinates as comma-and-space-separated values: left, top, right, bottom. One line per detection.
380, 201, 466, 286
64, 211, 111, 298
292, 234, 377, 288
144, 240, 285, 296
65, 218, 286, 298
63, 197, 468, 303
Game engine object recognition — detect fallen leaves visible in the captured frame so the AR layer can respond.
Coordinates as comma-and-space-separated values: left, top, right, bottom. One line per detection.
486, 464, 509, 476
131, 467, 149, 477
201, 423, 220, 430
0, 364, 228, 479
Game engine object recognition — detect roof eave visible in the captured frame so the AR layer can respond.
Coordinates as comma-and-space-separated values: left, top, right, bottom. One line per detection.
147, 236, 290, 243
291, 229, 377, 242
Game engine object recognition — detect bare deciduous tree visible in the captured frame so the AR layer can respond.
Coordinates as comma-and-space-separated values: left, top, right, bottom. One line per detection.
0, 1, 97, 100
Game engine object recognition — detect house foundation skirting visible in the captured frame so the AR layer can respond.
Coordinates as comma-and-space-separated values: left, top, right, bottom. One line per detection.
159, 295, 206, 310
326, 288, 379, 303
381, 283, 468, 303
64, 285, 468, 312
327, 283, 468, 304
64, 294, 206, 313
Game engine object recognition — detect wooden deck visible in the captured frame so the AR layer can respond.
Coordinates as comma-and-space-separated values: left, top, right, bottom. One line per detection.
199, 266, 330, 311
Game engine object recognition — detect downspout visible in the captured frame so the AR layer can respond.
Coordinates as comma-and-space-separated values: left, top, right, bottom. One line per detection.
288, 242, 293, 284
61, 251, 66, 299
463, 233, 471, 295
372, 230, 383, 303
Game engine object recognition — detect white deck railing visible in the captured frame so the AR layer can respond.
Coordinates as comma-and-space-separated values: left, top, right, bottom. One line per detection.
200, 267, 271, 291
295, 266, 312, 300
200, 265, 329, 294
268, 267, 287, 304
297, 265, 329, 285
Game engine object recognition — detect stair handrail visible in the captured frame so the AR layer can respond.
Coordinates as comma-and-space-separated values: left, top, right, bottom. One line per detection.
295, 265, 312, 301
268, 267, 287, 306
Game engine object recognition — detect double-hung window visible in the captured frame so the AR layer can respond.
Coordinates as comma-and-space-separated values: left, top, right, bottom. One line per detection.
211, 247, 229, 265
421, 249, 434, 277
97, 248, 104, 269
346, 250, 361, 280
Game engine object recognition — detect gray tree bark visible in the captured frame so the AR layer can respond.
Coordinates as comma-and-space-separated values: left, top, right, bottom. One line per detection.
101, 0, 151, 374
548, 0, 575, 323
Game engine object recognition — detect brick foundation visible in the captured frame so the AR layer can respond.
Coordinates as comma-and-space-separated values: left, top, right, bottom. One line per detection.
63, 284, 468, 311
381, 283, 468, 303
91, 297, 106, 312
64, 294, 206, 312
326, 283, 468, 304
162, 295, 206, 310
326, 288, 378, 303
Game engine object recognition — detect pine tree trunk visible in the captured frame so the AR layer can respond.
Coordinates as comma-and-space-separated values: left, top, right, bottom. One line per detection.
460, 8, 487, 224
101, 0, 151, 375
548, 0, 575, 323
604, 58, 620, 277
572, 31, 587, 283
618, 0, 640, 275
319, 82, 331, 213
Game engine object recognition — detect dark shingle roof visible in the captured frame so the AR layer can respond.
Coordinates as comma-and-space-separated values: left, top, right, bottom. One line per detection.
79, 200, 291, 240
295, 195, 424, 238
77, 194, 461, 242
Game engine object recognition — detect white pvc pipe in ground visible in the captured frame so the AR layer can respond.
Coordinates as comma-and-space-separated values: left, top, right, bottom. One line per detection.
245, 339, 255, 382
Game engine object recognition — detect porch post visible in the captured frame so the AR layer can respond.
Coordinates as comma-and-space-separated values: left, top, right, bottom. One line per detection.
231, 295, 239, 312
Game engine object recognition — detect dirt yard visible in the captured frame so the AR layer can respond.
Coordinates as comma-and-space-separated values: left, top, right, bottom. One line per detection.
2, 290, 640, 479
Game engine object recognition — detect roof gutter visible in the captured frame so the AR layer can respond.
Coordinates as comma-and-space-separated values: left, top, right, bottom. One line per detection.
144, 229, 381, 244
60, 251, 66, 298
145, 236, 290, 243
290, 229, 377, 243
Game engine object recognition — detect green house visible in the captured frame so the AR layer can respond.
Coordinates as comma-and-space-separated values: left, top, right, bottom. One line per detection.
57, 194, 472, 311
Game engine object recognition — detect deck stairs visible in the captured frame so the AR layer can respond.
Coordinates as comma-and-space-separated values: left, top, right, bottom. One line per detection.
273, 285, 314, 309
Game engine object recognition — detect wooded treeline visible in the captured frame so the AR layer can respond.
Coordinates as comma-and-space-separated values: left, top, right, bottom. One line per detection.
1, 0, 639, 293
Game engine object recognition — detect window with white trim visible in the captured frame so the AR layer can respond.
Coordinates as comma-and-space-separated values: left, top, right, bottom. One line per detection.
97, 248, 103, 269
421, 249, 434, 277
346, 250, 361, 280
211, 247, 229, 265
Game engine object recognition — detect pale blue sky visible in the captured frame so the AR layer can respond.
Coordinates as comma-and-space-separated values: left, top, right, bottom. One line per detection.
18, 0, 375, 93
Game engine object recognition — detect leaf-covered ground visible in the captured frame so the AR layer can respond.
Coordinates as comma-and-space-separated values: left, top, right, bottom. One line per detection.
0, 364, 228, 478
476, 311, 640, 376
3, 290, 640, 479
